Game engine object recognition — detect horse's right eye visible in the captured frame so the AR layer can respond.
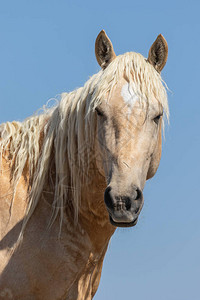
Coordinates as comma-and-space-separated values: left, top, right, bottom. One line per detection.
95, 107, 104, 117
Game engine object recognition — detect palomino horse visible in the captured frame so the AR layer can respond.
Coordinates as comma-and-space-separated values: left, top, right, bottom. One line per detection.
0, 30, 168, 299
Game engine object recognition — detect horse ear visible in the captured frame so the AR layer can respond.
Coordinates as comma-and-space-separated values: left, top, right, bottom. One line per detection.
148, 34, 168, 73
95, 30, 116, 69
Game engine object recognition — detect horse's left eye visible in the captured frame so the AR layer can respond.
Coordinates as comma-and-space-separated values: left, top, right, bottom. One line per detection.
153, 113, 163, 125
95, 107, 104, 117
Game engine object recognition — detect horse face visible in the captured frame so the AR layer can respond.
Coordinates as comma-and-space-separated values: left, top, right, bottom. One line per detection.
94, 30, 168, 227
95, 77, 163, 227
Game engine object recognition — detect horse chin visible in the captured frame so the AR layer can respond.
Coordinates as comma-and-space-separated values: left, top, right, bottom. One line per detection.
109, 215, 138, 228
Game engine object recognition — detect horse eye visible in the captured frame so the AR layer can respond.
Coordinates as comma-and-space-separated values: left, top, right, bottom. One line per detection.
95, 107, 104, 117
153, 113, 163, 125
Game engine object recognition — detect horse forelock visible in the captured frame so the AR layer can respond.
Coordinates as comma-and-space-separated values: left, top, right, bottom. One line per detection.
0, 51, 169, 243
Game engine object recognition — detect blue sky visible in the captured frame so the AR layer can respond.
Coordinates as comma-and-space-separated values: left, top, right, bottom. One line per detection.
0, 1, 200, 299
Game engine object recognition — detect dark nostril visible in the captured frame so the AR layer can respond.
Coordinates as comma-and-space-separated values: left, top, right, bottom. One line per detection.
104, 186, 113, 210
135, 188, 142, 200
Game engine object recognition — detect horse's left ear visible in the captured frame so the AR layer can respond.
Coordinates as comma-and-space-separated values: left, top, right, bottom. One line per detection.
95, 30, 116, 69
148, 34, 168, 73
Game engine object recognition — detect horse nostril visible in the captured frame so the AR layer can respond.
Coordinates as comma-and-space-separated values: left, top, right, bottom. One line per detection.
135, 188, 142, 200
104, 186, 113, 210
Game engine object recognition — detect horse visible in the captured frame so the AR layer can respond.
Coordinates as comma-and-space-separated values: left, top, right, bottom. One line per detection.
0, 30, 169, 299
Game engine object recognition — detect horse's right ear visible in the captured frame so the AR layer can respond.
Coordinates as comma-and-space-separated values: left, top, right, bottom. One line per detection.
95, 30, 116, 69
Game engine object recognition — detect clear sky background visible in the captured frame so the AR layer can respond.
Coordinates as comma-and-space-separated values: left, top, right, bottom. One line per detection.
0, 1, 200, 299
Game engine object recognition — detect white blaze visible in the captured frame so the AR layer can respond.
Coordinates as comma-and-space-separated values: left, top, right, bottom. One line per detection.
121, 83, 139, 115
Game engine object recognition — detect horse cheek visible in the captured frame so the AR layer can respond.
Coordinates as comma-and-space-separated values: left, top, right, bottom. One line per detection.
146, 125, 162, 180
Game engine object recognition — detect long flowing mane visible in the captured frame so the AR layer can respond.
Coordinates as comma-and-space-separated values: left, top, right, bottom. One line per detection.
0, 52, 169, 240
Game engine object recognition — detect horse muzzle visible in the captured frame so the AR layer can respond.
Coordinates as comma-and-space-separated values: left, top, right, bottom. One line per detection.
104, 185, 144, 227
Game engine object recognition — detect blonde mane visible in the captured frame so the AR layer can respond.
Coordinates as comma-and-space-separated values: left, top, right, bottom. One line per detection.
0, 52, 169, 239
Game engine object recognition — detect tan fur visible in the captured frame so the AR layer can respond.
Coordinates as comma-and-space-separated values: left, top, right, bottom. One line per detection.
0, 31, 168, 299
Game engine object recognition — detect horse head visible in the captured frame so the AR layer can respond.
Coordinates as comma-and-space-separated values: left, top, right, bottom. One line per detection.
93, 30, 168, 227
